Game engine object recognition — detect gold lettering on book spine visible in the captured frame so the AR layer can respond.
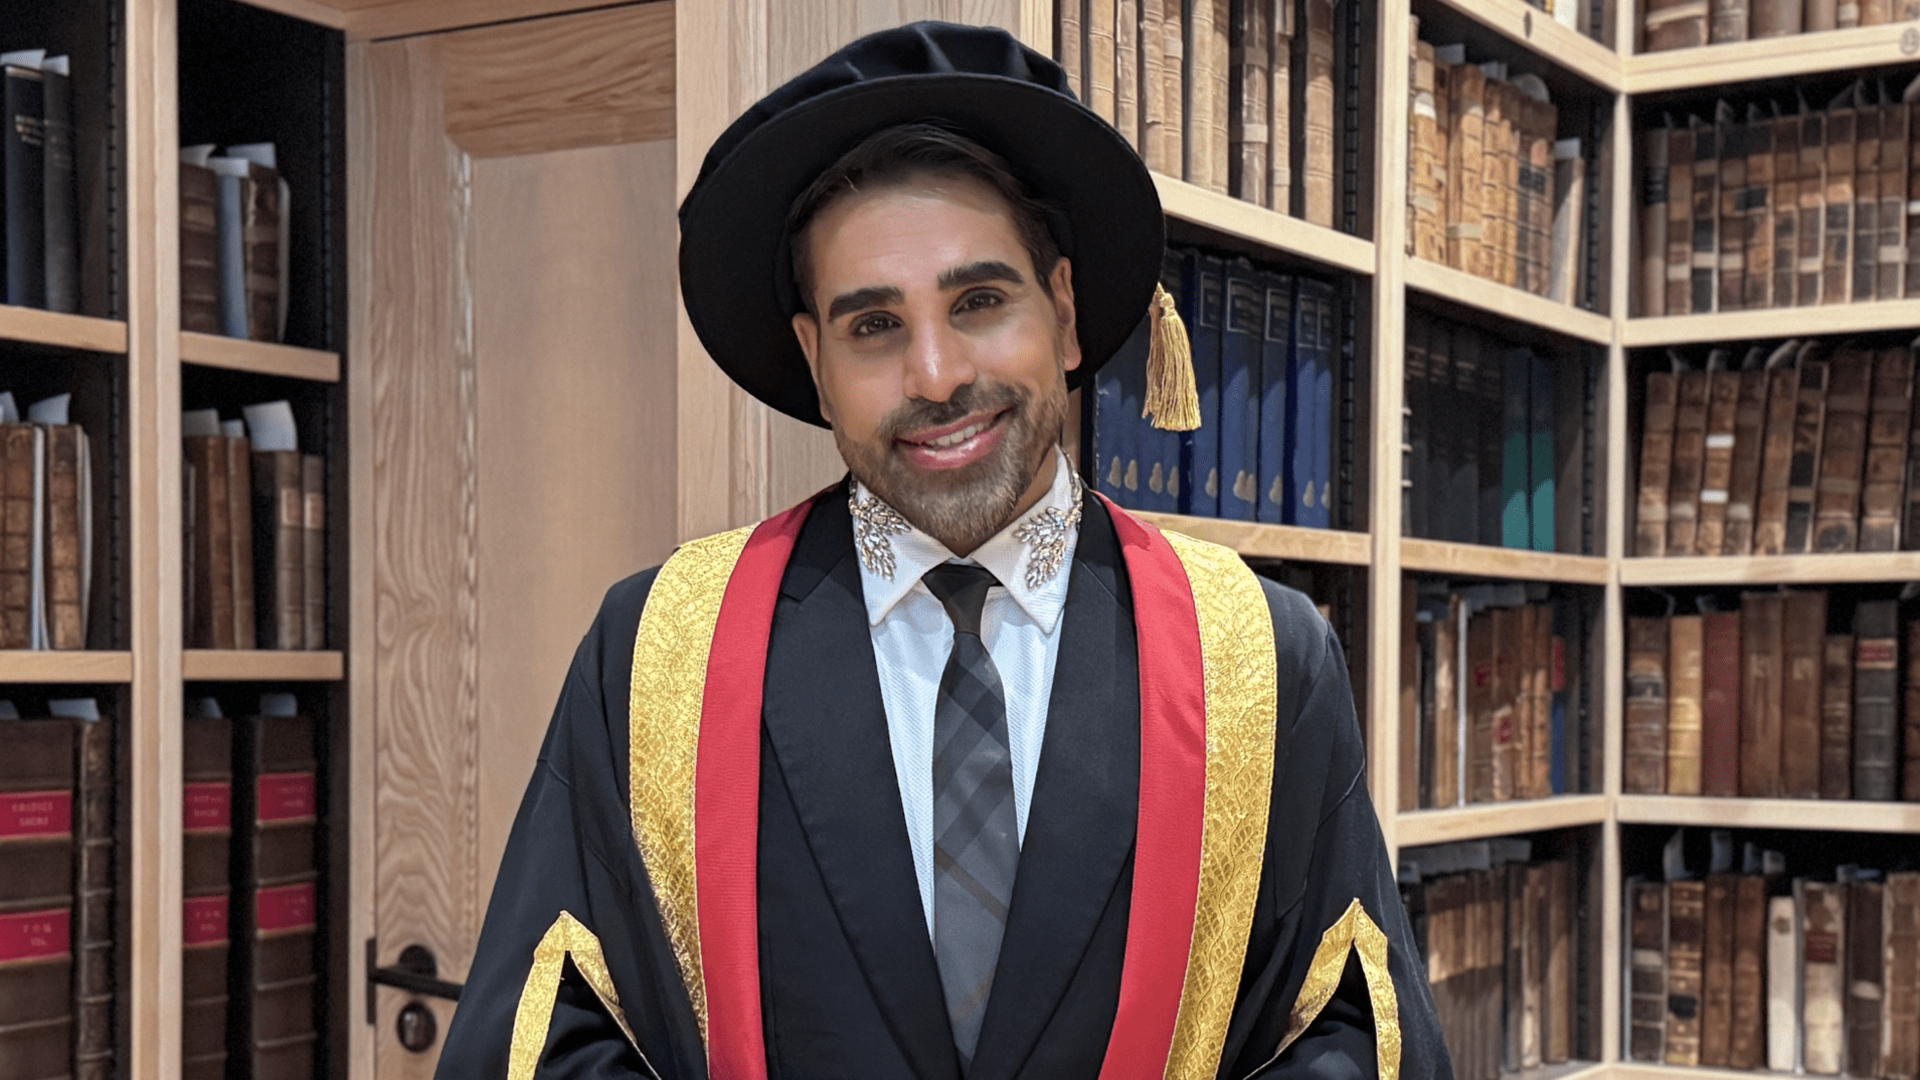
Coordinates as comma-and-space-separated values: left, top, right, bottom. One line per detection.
507, 911, 648, 1080
628, 524, 756, 1045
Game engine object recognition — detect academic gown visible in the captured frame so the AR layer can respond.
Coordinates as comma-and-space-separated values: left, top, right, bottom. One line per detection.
434, 486, 1452, 1080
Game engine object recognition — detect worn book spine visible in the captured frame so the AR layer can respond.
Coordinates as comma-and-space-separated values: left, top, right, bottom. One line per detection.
1478, 77, 1512, 286
1801, 880, 1845, 1074
252, 452, 304, 651
1855, 96, 1884, 304
1086, 0, 1114, 121
1162, 0, 1184, 178
1880, 95, 1908, 298
45, 425, 82, 650
1723, 368, 1769, 553
2, 64, 46, 309
1885, 872, 1920, 1078
1779, 589, 1828, 798
1755, 363, 1801, 554
1799, 105, 1827, 305
40, 64, 74, 315
1696, 369, 1741, 553
1773, 110, 1800, 307
1056, 0, 1083, 98
0, 718, 77, 1080
1744, 106, 1776, 310
0, 424, 33, 648
1821, 634, 1855, 799
180, 162, 221, 333
1447, 62, 1487, 276
1645, 0, 1710, 49
1115, 0, 1138, 152
1908, 620, 1920, 800
1850, 879, 1886, 1078
1730, 874, 1768, 1069
301, 455, 325, 650
1638, 371, 1679, 555
1752, 0, 1805, 34
1528, 600, 1553, 798
1701, 611, 1743, 796
1627, 616, 1671, 794
1505, 864, 1530, 1072
1667, 369, 1712, 554
1630, 881, 1668, 1061
1667, 615, 1706, 795
1643, 127, 1671, 316
185, 435, 234, 650
1467, 609, 1494, 804
1859, 346, 1914, 550
1523, 97, 1558, 297
1766, 893, 1801, 1072
1666, 879, 1706, 1065
1740, 592, 1785, 797
1701, 873, 1738, 1066
1854, 599, 1901, 800
1229, 0, 1267, 203
1545, 858, 1571, 1063
1298, 0, 1333, 221
1824, 90, 1858, 305
1691, 116, 1720, 313
1399, 585, 1418, 811
240, 163, 281, 342
228, 437, 255, 649
72, 715, 113, 1079
183, 714, 231, 1080
1668, 123, 1696, 314
1434, 594, 1461, 808
1490, 605, 1521, 802
1265, 0, 1289, 212
1784, 359, 1831, 553
1184, 0, 1213, 186
1908, 342, 1920, 550
1717, 105, 1749, 311
231, 712, 320, 1080
1813, 350, 1870, 552
1140, 0, 1167, 170
1711, 0, 1751, 40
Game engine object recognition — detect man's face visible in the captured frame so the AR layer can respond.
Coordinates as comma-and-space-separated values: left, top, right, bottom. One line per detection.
791, 173, 1081, 554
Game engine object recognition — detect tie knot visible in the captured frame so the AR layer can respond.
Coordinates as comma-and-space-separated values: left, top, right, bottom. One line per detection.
921, 563, 999, 637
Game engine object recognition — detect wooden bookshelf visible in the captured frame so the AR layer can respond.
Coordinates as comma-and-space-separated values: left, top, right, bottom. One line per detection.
1622, 298, 1920, 347
1401, 538, 1612, 584
182, 649, 345, 681
1424, 0, 1624, 92
1620, 551, 1920, 586
1153, 172, 1377, 277
1136, 512, 1374, 565
0, 305, 127, 353
0, 650, 134, 683
1622, 21, 1920, 93
180, 331, 341, 382
1404, 257, 1616, 345
1398, 794, 1612, 847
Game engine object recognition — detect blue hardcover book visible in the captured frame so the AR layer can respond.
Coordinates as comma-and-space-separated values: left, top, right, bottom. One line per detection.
1219, 260, 1263, 521
1500, 349, 1531, 549
1102, 315, 1150, 508
1257, 273, 1295, 524
1529, 352, 1556, 552
1184, 252, 1225, 517
1285, 278, 1335, 528
1308, 285, 1335, 530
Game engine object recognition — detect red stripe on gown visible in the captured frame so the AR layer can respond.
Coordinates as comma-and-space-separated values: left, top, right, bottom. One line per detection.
696, 501, 811, 1080
1096, 495, 1209, 1080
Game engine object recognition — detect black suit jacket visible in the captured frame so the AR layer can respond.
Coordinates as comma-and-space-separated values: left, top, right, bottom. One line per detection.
435, 491, 1451, 1080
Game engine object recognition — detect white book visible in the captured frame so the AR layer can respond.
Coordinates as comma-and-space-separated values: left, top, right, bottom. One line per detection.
1801, 879, 1846, 1074
1768, 892, 1802, 1072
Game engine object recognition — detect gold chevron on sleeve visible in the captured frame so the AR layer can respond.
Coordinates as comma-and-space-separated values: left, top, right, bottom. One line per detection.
506, 911, 646, 1080
1265, 897, 1403, 1080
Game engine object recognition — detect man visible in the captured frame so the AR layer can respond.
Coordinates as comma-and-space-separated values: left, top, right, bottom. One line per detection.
436, 21, 1448, 1080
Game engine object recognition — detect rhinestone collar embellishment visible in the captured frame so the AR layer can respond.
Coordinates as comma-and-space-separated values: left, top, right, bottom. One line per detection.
849, 490, 912, 580
848, 470, 1085, 586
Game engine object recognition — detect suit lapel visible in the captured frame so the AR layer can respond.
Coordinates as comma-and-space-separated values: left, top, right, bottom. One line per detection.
967, 499, 1139, 1080
762, 490, 962, 1080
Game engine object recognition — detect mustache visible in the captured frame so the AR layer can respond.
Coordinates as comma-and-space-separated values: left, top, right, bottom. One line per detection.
878, 381, 1026, 442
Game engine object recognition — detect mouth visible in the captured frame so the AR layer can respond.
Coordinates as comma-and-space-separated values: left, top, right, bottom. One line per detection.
895, 408, 1011, 470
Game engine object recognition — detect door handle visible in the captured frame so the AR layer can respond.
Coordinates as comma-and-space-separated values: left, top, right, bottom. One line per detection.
366, 940, 464, 1024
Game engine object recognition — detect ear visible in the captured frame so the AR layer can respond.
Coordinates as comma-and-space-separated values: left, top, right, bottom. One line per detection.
790, 312, 835, 425
1048, 257, 1082, 373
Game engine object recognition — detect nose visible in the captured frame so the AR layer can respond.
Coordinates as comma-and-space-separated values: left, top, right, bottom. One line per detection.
900, 320, 977, 404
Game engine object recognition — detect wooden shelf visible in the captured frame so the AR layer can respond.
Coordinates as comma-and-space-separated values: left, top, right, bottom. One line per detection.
0, 650, 133, 683
1153, 172, 1377, 278
182, 649, 345, 681
1622, 298, 1920, 347
1611, 1066, 1802, 1080
1620, 550, 1920, 585
1616, 794, 1920, 834
0, 306, 126, 354
1623, 22, 1920, 94
1397, 794, 1611, 847
1404, 257, 1615, 344
1401, 538, 1612, 584
1425, 0, 1621, 91
180, 331, 342, 382
1132, 512, 1374, 565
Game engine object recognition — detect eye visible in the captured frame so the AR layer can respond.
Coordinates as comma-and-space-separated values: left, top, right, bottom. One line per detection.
851, 312, 899, 337
955, 289, 1004, 314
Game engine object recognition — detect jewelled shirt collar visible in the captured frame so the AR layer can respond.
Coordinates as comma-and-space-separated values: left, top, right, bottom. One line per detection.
852, 449, 1083, 632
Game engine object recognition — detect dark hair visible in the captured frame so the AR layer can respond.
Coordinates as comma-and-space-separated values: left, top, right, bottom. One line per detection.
785, 123, 1064, 315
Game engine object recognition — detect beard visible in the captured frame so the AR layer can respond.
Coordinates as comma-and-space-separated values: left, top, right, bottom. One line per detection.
836, 371, 1068, 555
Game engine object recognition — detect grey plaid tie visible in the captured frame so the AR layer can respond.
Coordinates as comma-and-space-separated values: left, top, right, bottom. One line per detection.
921, 563, 1018, 1071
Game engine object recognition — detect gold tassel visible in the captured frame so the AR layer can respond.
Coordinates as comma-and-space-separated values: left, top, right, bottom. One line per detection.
1143, 281, 1200, 432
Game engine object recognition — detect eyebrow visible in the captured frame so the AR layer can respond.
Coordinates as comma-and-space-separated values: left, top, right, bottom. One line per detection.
823, 260, 1029, 322
825, 285, 904, 322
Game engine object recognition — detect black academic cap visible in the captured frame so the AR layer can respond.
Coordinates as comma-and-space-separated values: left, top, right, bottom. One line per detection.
677, 20, 1165, 428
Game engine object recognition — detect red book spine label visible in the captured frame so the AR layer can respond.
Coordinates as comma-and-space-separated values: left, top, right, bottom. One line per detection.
0, 907, 71, 962
183, 895, 229, 946
0, 789, 72, 838
255, 882, 316, 934
183, 781, 231, 831
1805, 930, 1838, 964
1552, 635, 1567, 692
256, 772, 315, 823
1858, 641, 1898, 666
1474, 662, 1493, 687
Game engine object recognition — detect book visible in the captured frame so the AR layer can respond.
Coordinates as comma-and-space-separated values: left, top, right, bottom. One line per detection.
0, 423, 33, 648
1701, 873, 1737, 1066
1695, 365, 1740, 554
1645, 0, 1709, 50
1779, 589, 1827, 798
1859, 345, 1914, 550
1812, 347, 1870, 552
0, 714, 75, 1080
1908, 620, 1920, 799
1161, 0, 1187, 177
1284, 277, 1334, 528
40, 57, 75, 315
1298, 0, 1335, 223
1784, 358, 1830, 553
1544, 859, 1571, 1063
1257, 272, 1294, 525
1087, 0, 1117, 124
1691, 115, 1719, 314
1744, 105, 1776, 310
1754, 352, 1801, 554
1799, 100, 1826, 306
1229, 0, 1268, 204
1405, 319, 1429, 537
1821, 634, 1855, 799
1467, 609, 1494, 804
1886, 872, 1920, 1078
1550, 138, 1584, 305
1751, 0, 1805, 33
1668, 119, 1695, 314
184, 416, 235, 651
245, 398, 306, 653
42, 422, 84, 651
1091, 314, 1133, 508
1629, 880, 1668, 1060
1729, 874, 1768, 1069
1773, 108, 1800, 307
1626, 616, 1670, 794
1667, 614, 1706, 795
1801, 879, 1845, 1074
1433, 594, 1462, 808
1701, 611, 1742, 796
1711, 0, 1751, 39
227, 431, 255, 649
1853, 598, 1901, 801
1766, 892, 1801, 1072
208, 152, 285, 343
1667, 366, 1711, 554
1637, 369, 1679, 556
180, 148, 220, 334
1480, 74, 1514, 286
1642, 127, 1671, 316
1220, 260, 1262, 521
1739, 592, 1785, 798
1139, 0, 1167, 169
1717, 103, 1748, 311
1444, 52, 1486, 276
1267, 0, 1292, 213
1490, 605, 1520, 802
1184, 251, 1223, 518
1, 60, 46, 309
183, 704, 231, 1080
1908, 344, 1920, 552
1823, 85, 1859, 306
302, 455, 326, 650
1410, 40, 1444, 263
1880, 88, 1908, 299
1849, 877, 1885, 1078
1501, 349, 1530, 549
1854, 86, 1883, 304
62, 700, 111, 1080
1528, 353, 1554, 552
1722, 360, 1770, 554
1056, 0, 1082, 98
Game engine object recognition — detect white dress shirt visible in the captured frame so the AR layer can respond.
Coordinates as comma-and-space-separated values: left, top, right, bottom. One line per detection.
854, 450, 1081, 934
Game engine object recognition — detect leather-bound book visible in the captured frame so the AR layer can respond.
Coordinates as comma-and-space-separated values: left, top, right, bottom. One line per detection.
1504, 863, 1530, 1071
1521, 94, 1558, 297
1645, 0, 1709, 49
1908, 341, 1920, 551
1784, 358, 1830, 553
1739, 592, 1785, 797
251, 451, 304, 651
1054, 0, 1080, 97
1801, 879, 1845, 1074
1544, 858, 1571, 1063
1181, 0, 1212, 186
1854, 88, 1883, 304
1754, 356, 1800, 555
183, 710, 231, 1080
1528, 602, 1552, 799
1717, 104, 1749, 311
1711, 0, 1750, 40
1477, 75, 1512, 286
1399, 585, 1417, 812
1812, 349, 1858, 549
1297, 0, 1334, 222
1490, 604, 1520, 802
1799, 101, 1827, 305
0, 62, 46, 309
1629, 881, 1668, 1061
1879, 90, 1907, 299
1744, 105, 1776, 310
0, 425, 32, 648
1723, 361, 1770, 553
1766, 893, 1800, 1072
1850, 878, 1885, 1078
1445, 54, 1486, 276
1666, 879, 1706, 1065
1667, 367, 1712, 554
1821, 634, 1855, 799
1824, 85, 1858, 305
1780, 589, 1828, 798
1729, 874, 1768, 1069
1139, 0, 1167, 170
1701, 611, 1742, 796
1859, 345, 1914, 551
1642, 126, 1670, 316
1695, 367, 1741, 554
1907, 620, 1920, 800
230, 704, 319, 1080
1467, 609, 1494, 804
180, 157, 220, 334
1114, 0, 1137, 153
70, 709, 112, 1080
1691, 115, 1720, 314
1638, 370, 1679, 555
228, 436, 255, 649
1229, 0, 1268, 203
301, 456, 325, 650
1667, 614, 1706, 795
0, 718, 76, 1080
1853, 599, 1901, 801
1751, 0, 1805, 34
185, 433, 234, 650
1885, 872, 1920, 1078
1267, 0, 1291, 213
1772, 108, 1800, 307
43, 424, 84, 650
1161, 0, 1186, 179
1432, 594, 1461, 807
1667, 122, 1696, 313
1626, 616, 1670, 794
1410, 41, 1443, 262
1701, 873, 1738, 1066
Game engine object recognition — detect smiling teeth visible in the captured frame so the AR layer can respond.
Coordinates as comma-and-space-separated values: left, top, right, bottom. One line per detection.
927, 420, 989, 448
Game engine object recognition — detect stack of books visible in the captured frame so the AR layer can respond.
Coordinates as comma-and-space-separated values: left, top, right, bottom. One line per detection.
1633, 341, 1919, 556
1089, 244, 1342, 526
1643, 0, 1920, 51
0, 49, 80, 314
0, 390, 94, 652
1624, 591, 1920, 800
180, 142, 289, 343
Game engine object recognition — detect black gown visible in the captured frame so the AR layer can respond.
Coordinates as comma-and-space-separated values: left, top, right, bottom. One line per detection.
433, 488, 1453, 1080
